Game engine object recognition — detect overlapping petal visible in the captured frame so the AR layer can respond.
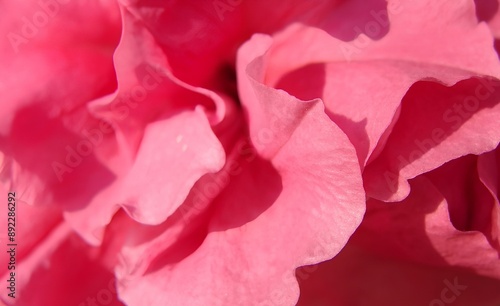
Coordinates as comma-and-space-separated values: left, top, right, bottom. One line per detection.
0, 0, 121, 206
297, 156, 500, 305
1, 0, 499, 305
113, 34, 365, 306
63, 5, 232, 244
253, 0, 500, 204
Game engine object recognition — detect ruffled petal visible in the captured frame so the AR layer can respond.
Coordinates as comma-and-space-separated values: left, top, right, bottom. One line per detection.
114, 34, 365, 306
356, 176, 500, 279
242, 0, 500, 196
364, 78, 500, 201
297, 168, 500, 305
63, 6, 230, 244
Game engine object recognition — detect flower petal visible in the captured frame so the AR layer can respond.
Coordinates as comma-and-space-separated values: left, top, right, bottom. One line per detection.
114, 34, 365, 306
0, 220, 123, 306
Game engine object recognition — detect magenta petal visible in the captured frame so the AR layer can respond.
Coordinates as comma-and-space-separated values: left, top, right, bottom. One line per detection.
364, 78, 500, 201
0, 0, 120, 208
477, 145, 500, 250
358, 176, 500, 279
297, 242, 500, 306
0, 221, 123, 306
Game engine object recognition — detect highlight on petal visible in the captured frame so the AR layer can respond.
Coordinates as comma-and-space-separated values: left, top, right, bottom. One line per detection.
64, 109, 225, 243
112, 34, 365, 306
234, 0, 500, 203
62, 6, 234, 244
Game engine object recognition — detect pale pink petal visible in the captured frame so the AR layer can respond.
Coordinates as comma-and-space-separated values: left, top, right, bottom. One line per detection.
114, 34, 365, 306
63, 6, 232, 243
110, 144, 246, 279
266, 0, 499, 79
260, 0, 500, 186
64, 109, 226, 245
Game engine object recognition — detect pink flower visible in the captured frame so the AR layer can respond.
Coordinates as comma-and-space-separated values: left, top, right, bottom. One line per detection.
297, 145, 500, 306
0, 0, 499, 305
